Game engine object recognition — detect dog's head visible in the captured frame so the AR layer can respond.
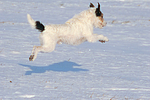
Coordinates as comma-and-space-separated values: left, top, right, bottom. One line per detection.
90, 3, 107, 29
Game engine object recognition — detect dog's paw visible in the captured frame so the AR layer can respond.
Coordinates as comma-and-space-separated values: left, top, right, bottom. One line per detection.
99, 37, 109, 43
29, 55, 34, 61
99, 40, 105, 43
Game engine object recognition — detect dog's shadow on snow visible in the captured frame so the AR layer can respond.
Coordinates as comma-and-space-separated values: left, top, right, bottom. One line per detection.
19, 61, 88, 75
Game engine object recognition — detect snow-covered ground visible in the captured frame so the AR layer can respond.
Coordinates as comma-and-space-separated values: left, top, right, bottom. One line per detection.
0, 0, 150, 99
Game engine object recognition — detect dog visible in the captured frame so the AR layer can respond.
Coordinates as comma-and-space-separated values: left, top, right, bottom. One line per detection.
27, 3, 109, 61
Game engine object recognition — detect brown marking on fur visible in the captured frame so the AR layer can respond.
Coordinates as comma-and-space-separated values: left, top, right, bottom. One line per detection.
98, 14, 104, 22
29, 55, 34, 61
99, 40, 105, 43
90, 3, 95, 7
57, 40, 62, 44
97, 2, 100, 10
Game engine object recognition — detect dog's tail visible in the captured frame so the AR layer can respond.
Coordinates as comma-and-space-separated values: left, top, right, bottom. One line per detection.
27, 14, 45, 32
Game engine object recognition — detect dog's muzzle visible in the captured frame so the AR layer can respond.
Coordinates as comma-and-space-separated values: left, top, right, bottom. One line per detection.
102, 21, 107, 27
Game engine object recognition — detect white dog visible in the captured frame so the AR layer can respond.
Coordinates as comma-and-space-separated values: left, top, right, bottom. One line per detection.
27, 3, 109, 61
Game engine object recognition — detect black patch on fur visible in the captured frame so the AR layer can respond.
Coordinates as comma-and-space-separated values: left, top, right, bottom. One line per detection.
95, 9, 102, 16
95, 3, 102, 17
35, 21, 45, 32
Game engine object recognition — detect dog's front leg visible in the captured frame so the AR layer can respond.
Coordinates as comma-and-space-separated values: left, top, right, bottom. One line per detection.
86, 34, 109, 43
98, 35, 109, 43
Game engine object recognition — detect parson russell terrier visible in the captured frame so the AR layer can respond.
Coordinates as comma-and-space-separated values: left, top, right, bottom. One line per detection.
27, 3, 109, 61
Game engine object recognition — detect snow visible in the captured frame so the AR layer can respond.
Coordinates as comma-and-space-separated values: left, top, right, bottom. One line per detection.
0, 0, 150, 99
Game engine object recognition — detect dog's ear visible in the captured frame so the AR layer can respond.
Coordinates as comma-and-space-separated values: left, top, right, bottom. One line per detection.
95, 2, 102, 16
90, 3, 95, 7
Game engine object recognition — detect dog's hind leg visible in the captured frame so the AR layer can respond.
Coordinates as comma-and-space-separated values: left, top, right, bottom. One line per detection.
29, 43, 56, 61
29, 46, 42, 61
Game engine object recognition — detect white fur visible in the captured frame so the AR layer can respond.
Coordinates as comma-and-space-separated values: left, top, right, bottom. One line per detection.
27, 8, 108, 61
27, 14, 36, 29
